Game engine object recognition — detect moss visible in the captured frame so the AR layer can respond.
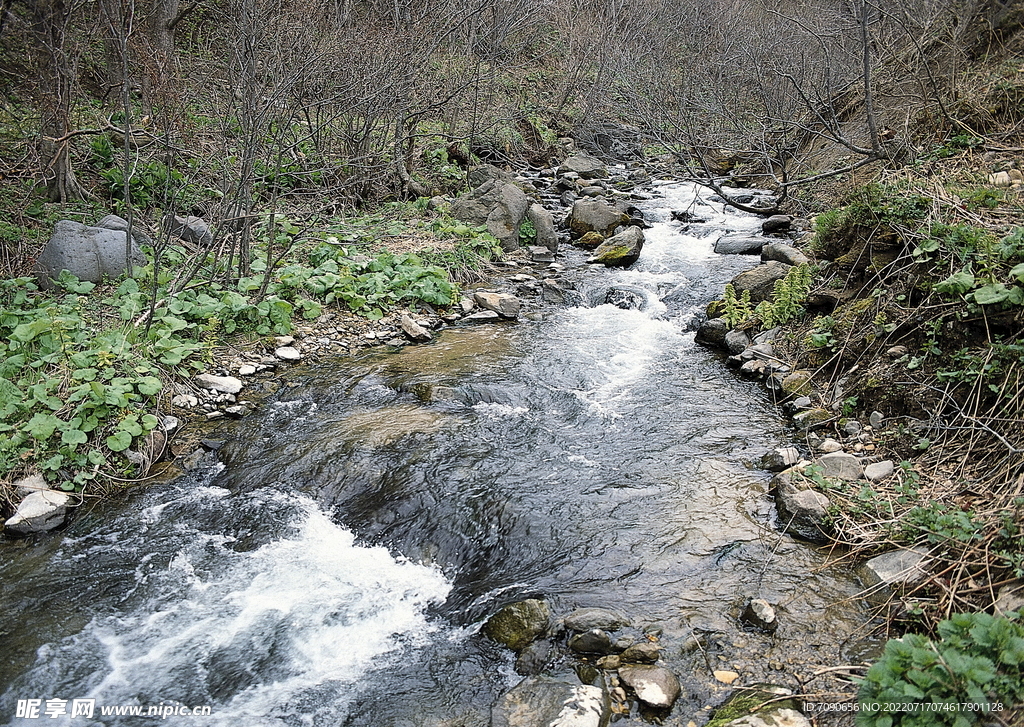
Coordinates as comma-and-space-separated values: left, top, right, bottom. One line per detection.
706, 685, 800, 727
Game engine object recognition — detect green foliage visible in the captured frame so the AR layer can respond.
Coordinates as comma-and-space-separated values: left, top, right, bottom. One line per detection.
806, 315, 838, 350
753, 264, 814, 328
922, 134, 984, 161
937, 341, 1024, 399
928, 227, 1024, 309
722, 283, 753, 327
519, 219, 537, 247
814, 184, 930, 255
89, 133, 202, 210
856, 612, 1024, 727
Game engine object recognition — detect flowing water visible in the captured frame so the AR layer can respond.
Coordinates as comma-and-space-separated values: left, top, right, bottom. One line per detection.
0, 182, 869, 726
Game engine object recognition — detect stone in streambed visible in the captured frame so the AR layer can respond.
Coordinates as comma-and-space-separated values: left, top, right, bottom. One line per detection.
5, 490, 72, 535
816, 451, 863, 480
563, 607, 630, 632
400, 313, 433, 343
483, 599, 551, 651
742, 598, 778, 633
618, 665, 681, 709
474, 291, 521, 319
586, 226, 644, 268
568, 629, 619, 655
195, 373, 243, 394
491, 676, 607, 727
620, 642, 660, 664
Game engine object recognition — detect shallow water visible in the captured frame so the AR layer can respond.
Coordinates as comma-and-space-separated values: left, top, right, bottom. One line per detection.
0, 182, 867, 726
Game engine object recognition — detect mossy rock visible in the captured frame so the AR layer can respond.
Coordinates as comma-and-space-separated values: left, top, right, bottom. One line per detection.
707, 300, 725, 318
781, 370, 813, 396
587, 227, 644, 268
706, 685, 801, 727
792, 407, 832, 429
578, 231, 605, 249
483, 599, 551, 651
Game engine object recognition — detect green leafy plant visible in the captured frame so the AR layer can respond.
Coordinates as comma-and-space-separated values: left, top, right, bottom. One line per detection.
856, 611, 1024, 727
722, 283, 753, 327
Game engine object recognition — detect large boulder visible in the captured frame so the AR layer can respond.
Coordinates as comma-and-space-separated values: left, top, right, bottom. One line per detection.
558, 155, 608, 180
492, 677, 607, 727
617, 665, 681, 709
587, 227, 644, 268
35, 218, 148, 289
483, 599, 551, 651
857, 547, 931, 598
816, 452, 863, 481
4, 490, 72, 535
730, 261, 792, 302
474, 291, 521, 319
568, 199, 629, 239
695, 318, 729, 348
528, 204, 558, 252
714, 235, 765, 255
467, 164, 513, 188
451, 179, 530, 252
761, 242, 810, 266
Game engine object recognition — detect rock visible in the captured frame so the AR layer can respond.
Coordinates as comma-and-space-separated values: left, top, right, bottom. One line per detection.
620, 642, 660, 664
465, 310, 502, 323
725, 709, 810, 727
843, 419, 862, 436
529, 246, 555, 263
742, 598, 778, 633
994, 580, 1024, 616
14, 473, 49, 497
864, 460, 894, 482
238, 364, 257, 376
761, 447, 800, 472
857, 548, 931, 593
714, 236, 765, 255
483, 599, 551, 651
558, 155, 608, 180
604, 286, 648, 310
491, 676, 606, 727
711, 685, 805, 727
869, 411, 884, 428
515, 639, 554, 676
451, 178, 530, 252
195, 374, 243, 395
816, 438, 844, 453
587, 227, 644, 268
274, 335, 295, 346
94, 214, 153, 244
568, 629, 617, 655
35, 219, 148, 289
817, 452, 863, 480
577, 231, 605, 248
695, 318, 729, 348
761, 242, 810, 266
564, 607, 631, 632
792, 408, 831, 430
714, 670, 740, 685
761, 215, 792, 234
780, 370, 813, 396
4, 490, 72, 535
400, 313, 433, 343
724, 329, 751, 355
730, 261, 792, 302
596, 655, 621, 670
617, 665, 681, 709
223, 405, 248, 419
773, 468, 831, 543
528, 204, 558, 252
568, 199, 629, 239
163, 214, 213, 246
467, 164, 513, 188
474, 291, 521, 319
988, 170, 1024, 188
542, 280, 569, 304
275, 346, 301, 361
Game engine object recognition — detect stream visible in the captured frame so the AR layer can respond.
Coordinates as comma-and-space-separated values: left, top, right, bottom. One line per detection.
0, 181, 869, 726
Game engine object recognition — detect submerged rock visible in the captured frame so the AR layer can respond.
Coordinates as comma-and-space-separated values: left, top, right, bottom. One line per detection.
483, 599, 551, 651
564, 607, 630, 632
742, 598, 778, 633
492, 676, 607, 727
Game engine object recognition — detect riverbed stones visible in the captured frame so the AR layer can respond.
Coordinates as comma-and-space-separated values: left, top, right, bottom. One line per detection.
568, 199, 629, 239
761, 215, 792, 234
465, 310, 502, 323
563, 607, 630, 632
816, 452, 863, 480
864, 460, 895, 482
730, 261, 792, 302
773, 468, 831, 543
528, 204, 558, 252
577, 231, 605, 248
400, 313, 433, 343
587, 227, 644, 267
792, 407, 831, 430
695, 318, 729, 347
451, 178, 529, 252
35, 218, 148, 289
724, 329, 751, 355
618, 665, 681, 709
568, 629, 618, 655
474, 291, 521, 319
4, 490, 72, 535
857, 547, 931, 592
515, 639, 554, 676
761, 242, 810, 266
491, 676, 607, 727
529, 246, 555, 263
711, 685, 805, 727
780, 370, 813, 396
742, 598, 778, 633
620, 642, 660, 664
483, 599, 551, 651
760, 447, 800, 472
195, 373, 243, 394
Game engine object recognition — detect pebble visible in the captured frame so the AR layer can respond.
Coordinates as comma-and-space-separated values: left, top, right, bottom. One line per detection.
816, 438, 844, 453
238, 364, 257, 376
275, 346, 301, 361
713, 670, 740, 685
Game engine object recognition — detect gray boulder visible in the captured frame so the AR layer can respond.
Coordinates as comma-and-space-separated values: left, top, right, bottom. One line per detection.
5, 490, 72, 535
816, 452, 863, 481
528, 204, 559, 252
587, 226, 644, 268
95, 214, 153, 244
474, 291, 521, 319
695, 318, 729, 348
714, 235, 765, 255
451, 179, 529, 252
725, 329, 751, 355
864, 460, 894, 482
568, 629, 618, 655
14, 473, 49, 496
35, 219, 148, 289
730, 261, 792, 302
858, 548, 931, 597
772, 467, 831, 543
400, 314, 432, 343
491, 677, 607, 727
618, 665, 681, 709
558, 155, 608, 180
564, 607, 630, 632
163, 215, 213, 247
483, 599, 551, 651
467, 164, 513, 188
761, 242, 810, 266
568, 199, 629, 239
761, 447, 801, 472
761, 214, 793, 234
620, 642, 660, 664
195, 373, 243, 394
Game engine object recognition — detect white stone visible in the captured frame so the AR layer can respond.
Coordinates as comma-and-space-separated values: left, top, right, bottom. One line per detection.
858, 547, 931, 595
725, 708, 811, 727
238, 364, 257, 376
275, 346, 301, 361
5, 490, 71, 535
864, 460, 895, 482
195, 374, 243, 394
14, 473, 49, 496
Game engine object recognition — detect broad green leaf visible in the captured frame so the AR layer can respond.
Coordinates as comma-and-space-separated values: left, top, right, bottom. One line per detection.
106, 430, 133, 452
973, 283, 1011, 305
136, 376, 162, 396
24, 412, 59, 440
